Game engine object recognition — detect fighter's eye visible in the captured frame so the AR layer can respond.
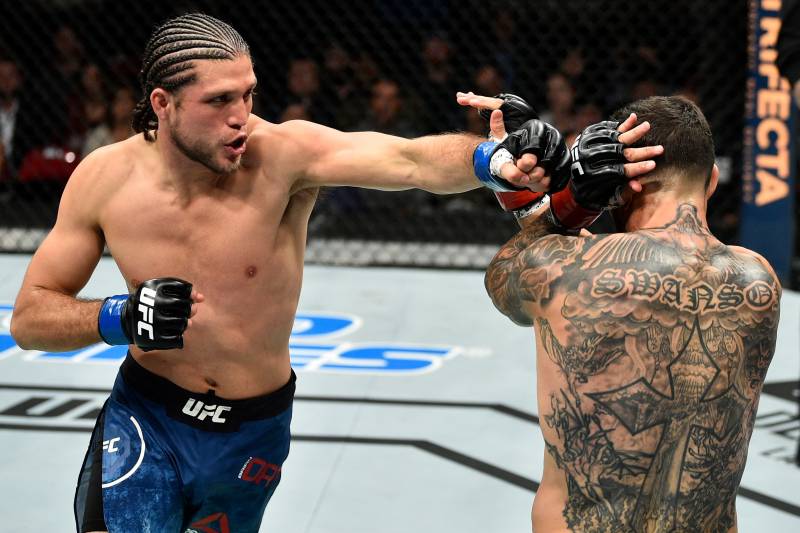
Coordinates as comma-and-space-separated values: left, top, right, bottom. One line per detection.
210, 95, 230, 104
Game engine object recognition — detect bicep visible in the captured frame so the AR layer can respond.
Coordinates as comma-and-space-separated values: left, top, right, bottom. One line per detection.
17, 166, 105, 298
287, 121, 416, 191
21, 221, 104, 297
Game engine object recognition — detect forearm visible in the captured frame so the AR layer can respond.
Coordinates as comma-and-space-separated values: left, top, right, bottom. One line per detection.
10, 288, 103, 351
403, 133, 484, 194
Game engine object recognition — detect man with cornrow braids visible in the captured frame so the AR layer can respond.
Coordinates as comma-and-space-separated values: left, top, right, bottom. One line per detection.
10, 13, 658, 533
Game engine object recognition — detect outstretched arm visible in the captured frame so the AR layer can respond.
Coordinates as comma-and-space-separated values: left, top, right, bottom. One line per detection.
276, 119, 546, 194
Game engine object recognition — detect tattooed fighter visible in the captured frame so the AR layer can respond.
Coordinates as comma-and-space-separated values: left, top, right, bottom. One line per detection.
474, 95, 782, 532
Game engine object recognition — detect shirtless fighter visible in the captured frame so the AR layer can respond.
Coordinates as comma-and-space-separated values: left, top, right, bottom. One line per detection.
470, 92, 782, 532
7, 13, 603, 533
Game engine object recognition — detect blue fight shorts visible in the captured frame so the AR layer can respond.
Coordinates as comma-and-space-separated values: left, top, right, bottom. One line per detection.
74, 353, 295, 533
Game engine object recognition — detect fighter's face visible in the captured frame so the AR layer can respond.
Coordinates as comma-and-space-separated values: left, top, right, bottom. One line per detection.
167, 55, 257, 175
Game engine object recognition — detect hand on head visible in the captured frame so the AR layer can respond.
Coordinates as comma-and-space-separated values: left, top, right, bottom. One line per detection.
459, 91, 661, 200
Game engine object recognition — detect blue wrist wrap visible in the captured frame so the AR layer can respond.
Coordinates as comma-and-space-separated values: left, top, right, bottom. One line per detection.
98, 295, 130, 346
473, 141, 517, 192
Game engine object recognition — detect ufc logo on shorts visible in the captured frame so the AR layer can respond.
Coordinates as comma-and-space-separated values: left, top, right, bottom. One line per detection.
137, 287, 157, 340
182, 398, 232, 423
102, 437, 121, 453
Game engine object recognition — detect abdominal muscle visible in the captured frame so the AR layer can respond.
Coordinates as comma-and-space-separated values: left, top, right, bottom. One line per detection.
130, 293, 296, 399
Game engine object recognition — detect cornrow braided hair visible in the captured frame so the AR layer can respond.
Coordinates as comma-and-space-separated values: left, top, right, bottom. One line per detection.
132, 13, 250, 141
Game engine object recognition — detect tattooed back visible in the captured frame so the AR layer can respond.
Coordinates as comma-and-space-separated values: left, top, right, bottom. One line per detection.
492, 206, 781, 533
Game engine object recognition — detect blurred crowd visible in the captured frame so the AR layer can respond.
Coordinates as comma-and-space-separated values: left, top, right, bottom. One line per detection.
0, 21, 720, 231
0, 26, 140, 182
0, 24, 703, 185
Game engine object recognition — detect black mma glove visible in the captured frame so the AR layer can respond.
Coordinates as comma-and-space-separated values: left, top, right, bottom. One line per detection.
98, 277, 193, 351
498, 119, 572, 193
548, 120, 628, 231
478, 93, 539, 133
475, 93, 548, 218
568, 120, 628, 210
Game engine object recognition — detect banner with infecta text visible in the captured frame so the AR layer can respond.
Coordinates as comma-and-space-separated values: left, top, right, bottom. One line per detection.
742, 0, 796, 281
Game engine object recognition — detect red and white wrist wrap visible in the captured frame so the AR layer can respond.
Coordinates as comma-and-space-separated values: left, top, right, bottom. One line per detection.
548, 187, 603, 231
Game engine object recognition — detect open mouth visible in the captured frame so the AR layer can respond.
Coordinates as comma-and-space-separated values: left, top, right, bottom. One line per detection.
227, 136, 246, 149
225, 135, 247, 156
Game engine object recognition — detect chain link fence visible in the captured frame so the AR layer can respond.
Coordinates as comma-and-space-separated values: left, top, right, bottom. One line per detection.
0, 0, 747, 266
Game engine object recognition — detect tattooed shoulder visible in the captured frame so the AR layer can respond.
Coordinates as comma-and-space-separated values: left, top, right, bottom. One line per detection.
485, 233, 587, 326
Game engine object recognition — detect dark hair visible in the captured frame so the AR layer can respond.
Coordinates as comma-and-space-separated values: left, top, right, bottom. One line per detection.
133, 13, 250, 141
611, 96, 715, 189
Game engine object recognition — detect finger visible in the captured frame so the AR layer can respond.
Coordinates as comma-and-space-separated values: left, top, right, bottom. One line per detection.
489, 110, 507, 139
579, 228, 593, 237
529, 175, 550, 193
623, 160, 656, 178
623, 144, 663, 162
628, 179, 643, 193
618, 121, 651, 145
617, 113, 638, 134
192, 291, 205, 303
500, 162, 530, 184
190, 303, 199, 318
515, 153, 538, 173
529, 167, 545, 180
456, 92, 504, 110
187, 318, 193, 329
455, 91, 475, 106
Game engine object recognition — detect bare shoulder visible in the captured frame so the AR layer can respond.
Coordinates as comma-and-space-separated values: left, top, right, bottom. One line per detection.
515, 233, 586, 268
61, 136, 144, 219
517, 230, 666, 271
245, 115, 333, 160
244, 115, 363, 191
242, 116, 321, 182
726, 244, 782, 292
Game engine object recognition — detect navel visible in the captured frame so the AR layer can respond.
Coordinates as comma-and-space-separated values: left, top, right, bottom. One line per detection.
205, 377, 219, 388
246, 265, 258, 278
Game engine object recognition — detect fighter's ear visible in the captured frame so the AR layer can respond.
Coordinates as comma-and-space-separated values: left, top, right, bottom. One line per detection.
706, 164, 719, 200
150, 88, 171, 121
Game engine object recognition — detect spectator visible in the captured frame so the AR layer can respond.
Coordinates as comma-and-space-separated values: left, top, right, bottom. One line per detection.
0, 58, 22, 176
0, 57, 36, 177
321, 43, 356, 104
52, 25, 85, 84
574, 101, 603, 131
318, 43, 361, 130
284, 58, 333, 125
417, 33, 465, 133
71, 64, 110, 147
474, 65, 504, 98
30, 24, 86, 152
279, 103, 311, 123
464, 65, 506, 136
490, 11, 518, 89
539, 72, 577, 132
356, 79, 421, 138
82, 86, 136, 157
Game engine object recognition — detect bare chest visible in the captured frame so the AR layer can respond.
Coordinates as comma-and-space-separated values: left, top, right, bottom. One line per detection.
98, 178, 314, 299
